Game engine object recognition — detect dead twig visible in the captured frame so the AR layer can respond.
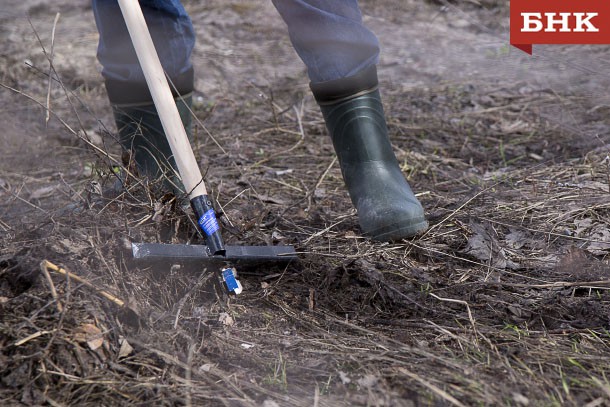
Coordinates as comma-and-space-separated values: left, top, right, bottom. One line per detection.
306, 155, 337, 213
45, 12, 60, 126
173, 268, 212, 329
14, 330, 56, 347
248, 101, 306, 169
428, 293, 479, 345
41, 260, 125, 307
40, 260, 63, 312
0, 218, 10, 232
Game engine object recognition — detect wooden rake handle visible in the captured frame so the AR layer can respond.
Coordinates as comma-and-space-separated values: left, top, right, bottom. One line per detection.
116, 0, 206, 199
117, 0, 225, 255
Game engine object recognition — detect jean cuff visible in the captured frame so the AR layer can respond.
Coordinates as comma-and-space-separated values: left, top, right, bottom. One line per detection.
105, 67, 194, 104
310, 65, 378, 105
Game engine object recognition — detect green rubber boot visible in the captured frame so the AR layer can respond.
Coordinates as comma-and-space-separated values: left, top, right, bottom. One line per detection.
311, 66, 428, 241
104, 70, 194, 195
112, 94, 192, 194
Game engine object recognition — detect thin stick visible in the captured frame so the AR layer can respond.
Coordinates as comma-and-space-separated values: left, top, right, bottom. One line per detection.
493, 280, 610, 289
248, 101, 306, 169
41, 260, 125, 307
45, 13, 60, 126
40, 260, 63, 312
0, 181, 46, 213
173, 269, 211, 329
306, 155, 337, 213
14, 330, 55, 347
302, 218, 347, 245
28, 16, 90, 145
428, 293, 479, 343
0, 217, 12, 232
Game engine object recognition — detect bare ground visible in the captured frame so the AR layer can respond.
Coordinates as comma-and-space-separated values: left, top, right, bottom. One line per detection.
2, 0, 610, 406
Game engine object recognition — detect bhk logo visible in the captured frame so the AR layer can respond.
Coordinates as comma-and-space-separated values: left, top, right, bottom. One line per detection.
510, 0, 610, 54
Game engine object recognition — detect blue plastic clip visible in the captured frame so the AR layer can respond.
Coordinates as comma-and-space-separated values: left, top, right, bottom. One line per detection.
222, 268, 243, 295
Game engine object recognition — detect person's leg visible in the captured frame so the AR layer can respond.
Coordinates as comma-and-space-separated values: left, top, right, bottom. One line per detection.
93, 0, 195, 102
273, 0, 428, 241
271, 0, 379, 83
92, 0, 195, 191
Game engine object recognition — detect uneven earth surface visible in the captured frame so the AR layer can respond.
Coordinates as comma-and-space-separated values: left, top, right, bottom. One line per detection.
2, 0, 610, 405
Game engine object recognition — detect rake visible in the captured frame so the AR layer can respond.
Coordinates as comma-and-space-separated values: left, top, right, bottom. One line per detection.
116, 0, 297, 294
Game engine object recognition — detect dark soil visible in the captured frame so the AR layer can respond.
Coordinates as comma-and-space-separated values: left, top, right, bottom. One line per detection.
2, 0, 610, 406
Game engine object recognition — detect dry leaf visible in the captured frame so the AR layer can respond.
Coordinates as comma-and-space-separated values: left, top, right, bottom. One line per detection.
0, 296, 9, 304
118, 337, 133, 358
512, 392, 530, 406
500, 120, 530, 134
271, 231, 285, 241
74, 323, 104, 350
357, 374, 379, 388
29, 185, 56, 200
218, 312, 234, 326
574, 219, 610, 255
463, 221, 519, 270
338, 371, 351, 384
585, 226, 610, 255
308, 288, 315, 311
152, 200, 167, 223
198, 363, 214, 373
505, 230, 526, 250
274, 169, 293, 176
58, 238, 89, 255
574, 218, 593, 236
254, 194, 287, 205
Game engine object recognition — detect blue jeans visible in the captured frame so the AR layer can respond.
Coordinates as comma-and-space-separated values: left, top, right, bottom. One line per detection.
92, 0, 379, 87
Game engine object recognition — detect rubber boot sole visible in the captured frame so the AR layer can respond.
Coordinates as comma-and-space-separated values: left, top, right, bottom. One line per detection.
367, 218, 429, 242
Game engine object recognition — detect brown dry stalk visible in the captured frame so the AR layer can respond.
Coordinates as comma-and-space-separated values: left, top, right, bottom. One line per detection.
14, 330, 56, 347
45, 12, 60, 126
39, 260, 63, 312
428, 293, 479, 342
41, 260, 125, 307
0, 219, 10, 232
248, 103, 306, 170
